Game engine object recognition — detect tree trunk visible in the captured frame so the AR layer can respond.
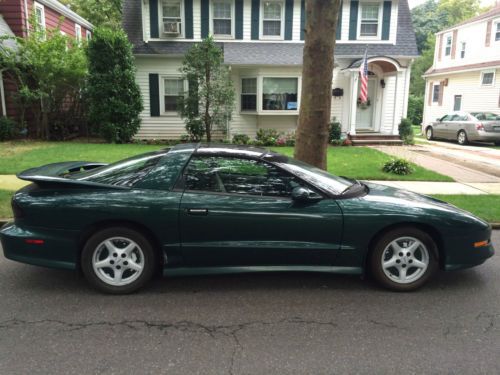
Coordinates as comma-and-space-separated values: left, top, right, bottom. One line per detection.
294, 0, 341, 170
204, 48, 212, 142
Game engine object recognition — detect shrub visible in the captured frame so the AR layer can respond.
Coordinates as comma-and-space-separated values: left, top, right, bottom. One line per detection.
284, 131, 295, 147
383, 159, 414, 175
398, 118, 414, 145
0, 117, 17, 141
186, 119, 205, 141
407, 95, 423, 126
329, 120, 342, 143
232, 134, 250, 145
255, 128, 280, 146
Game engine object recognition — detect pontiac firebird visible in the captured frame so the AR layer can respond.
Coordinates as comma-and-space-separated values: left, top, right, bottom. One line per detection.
0, 144, 494, 293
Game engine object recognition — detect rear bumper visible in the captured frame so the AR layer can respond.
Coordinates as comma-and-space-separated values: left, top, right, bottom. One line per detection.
468, 131, 500, 142
0, 222, 79, 270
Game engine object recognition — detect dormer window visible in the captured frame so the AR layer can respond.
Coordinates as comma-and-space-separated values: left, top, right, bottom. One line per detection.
212, 1, 233, 37
445, 35, 452, 56
496, 22, 500, 41
261, 1, 284, 39
161, 0, 183, 37
359, 3, 381, 38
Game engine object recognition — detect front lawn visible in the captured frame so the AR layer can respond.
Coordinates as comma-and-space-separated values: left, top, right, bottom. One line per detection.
432, 195, 500, 223
0, 190, 13, 219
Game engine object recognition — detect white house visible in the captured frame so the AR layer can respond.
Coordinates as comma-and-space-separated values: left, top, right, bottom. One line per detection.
123, 0, 418, 143
422, 4, 500, 126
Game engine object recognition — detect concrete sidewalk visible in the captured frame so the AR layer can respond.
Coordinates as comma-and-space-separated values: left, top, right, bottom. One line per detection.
1, 174, 500, 195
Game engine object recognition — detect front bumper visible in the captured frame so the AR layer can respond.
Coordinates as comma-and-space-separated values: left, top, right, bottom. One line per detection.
0, 222, 79, 270
443, 227, 495, 271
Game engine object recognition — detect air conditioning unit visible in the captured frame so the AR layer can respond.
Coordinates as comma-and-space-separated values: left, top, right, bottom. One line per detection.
163, 21, 181, 35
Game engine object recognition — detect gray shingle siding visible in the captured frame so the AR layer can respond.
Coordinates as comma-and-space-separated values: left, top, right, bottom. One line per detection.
123, 0, 418, 61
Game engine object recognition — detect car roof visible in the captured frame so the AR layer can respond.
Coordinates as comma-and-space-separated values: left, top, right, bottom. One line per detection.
170, 143, 272, 158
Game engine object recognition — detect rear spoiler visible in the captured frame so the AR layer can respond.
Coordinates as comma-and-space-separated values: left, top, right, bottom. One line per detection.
17, 161, 129, 190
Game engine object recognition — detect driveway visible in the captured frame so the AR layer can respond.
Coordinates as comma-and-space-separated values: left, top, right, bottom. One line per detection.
0, 234, 499, 374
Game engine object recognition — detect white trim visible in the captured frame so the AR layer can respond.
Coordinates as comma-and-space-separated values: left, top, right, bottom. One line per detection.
34, 2, 46, 32
494, 19, 500, 43
357, 1, 383, 41
210, 0, 235, 39
0, 70, 6, 117
260, 0, 285, 40
86, 29, 92, 41
423, 64, 500, 77
460, 41, 466, 59
35, 0, 93, 29
75, 23, 82, 43
480, 70, 496, 86
160, 75, 187, 116
240, 76, 258, 113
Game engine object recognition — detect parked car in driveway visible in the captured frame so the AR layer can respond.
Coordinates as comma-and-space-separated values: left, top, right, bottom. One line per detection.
424, 111, 500, 145
0, 144, 495, 294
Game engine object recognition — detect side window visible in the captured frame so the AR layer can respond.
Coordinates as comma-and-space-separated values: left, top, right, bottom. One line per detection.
441, 115, 452, 121
184, 156, 307, 197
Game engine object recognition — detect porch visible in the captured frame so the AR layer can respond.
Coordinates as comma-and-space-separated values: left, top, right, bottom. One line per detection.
348, 131, 403, 146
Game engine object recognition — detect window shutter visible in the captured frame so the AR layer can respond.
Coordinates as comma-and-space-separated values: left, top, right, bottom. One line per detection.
300, 0, 305, 40
428, 82, 433, 106
149, 74, 160, 117
381, 1, 391, 41
235, 0, 244, 39
188, 77, 199, 116
349, 1, 359, 40
486, 20, 492, 47
201, 0, 209, 38
184, 0, 193, 39
437, 34, 443, 61
450, 29, 457, 59
284, 0, 293, 40
251, 0, 260, 40
438, 82, 444, 106
336, 1, 343, 40
150, 0, 159, 38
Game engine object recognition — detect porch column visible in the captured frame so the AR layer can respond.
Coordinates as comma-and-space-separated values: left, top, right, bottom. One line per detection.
348, 72, 358, 135
0, 70, 6, 117
392, 72, 400, 135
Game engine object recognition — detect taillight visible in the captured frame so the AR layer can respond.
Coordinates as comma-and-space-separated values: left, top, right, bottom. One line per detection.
475, 123, 484, 131
11, 198, 24, 219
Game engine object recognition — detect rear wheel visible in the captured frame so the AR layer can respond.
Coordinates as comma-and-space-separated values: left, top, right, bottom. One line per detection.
370, 227, 438, 292
81, 227, 156, 294
457, 130, 468, 145
425, 127, 433, 140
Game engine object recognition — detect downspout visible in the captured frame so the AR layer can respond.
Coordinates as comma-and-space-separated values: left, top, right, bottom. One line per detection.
402, 59, 414, 119
24, 0, 30, 36
0, 69, 6, 117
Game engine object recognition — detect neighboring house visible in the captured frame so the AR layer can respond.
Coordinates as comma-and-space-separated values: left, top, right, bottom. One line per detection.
123, 0, 418, 142
422, 3, 500, 127
0, 0, 93, 121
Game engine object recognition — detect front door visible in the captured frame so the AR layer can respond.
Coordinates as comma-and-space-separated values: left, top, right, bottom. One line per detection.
356, 77, 376, 131
178, 155, 343, 267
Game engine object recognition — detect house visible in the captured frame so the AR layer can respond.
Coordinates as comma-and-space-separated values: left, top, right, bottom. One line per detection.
422, 3, 500, 127
0, 0, 93, 121
123, 0, 418, 142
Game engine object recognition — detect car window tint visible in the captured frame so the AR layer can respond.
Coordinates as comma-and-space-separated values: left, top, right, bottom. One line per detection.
473, 112, 500, 121
450, 115, 461, 121
184, 156, 306, 197
441, 115, 452, 121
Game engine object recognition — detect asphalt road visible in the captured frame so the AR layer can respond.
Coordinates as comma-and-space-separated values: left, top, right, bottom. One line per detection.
0, 233, 499, 374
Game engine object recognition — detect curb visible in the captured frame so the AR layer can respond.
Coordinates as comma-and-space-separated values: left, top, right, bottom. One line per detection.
2, 220, 500, 230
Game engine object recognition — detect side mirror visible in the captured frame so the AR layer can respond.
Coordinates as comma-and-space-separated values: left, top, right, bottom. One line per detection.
291, 187, 322, 203
436, 118, 442, 122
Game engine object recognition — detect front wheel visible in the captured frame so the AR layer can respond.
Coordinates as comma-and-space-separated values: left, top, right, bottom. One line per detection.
370, 227, 438, 292
81, 227, 156, 294
425, 127, 433, 140
457, 130, 468, 145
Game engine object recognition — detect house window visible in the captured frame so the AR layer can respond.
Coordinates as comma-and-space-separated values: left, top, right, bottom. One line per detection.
496, 22, 500, 41
161, 0, 183, 37
481, 71, 495, 86
359, 3, 381, 38
212, 0, 233, 37
262, 78, 298, 111
453, 95, 462, 111
460, 42, 466, 59
261, 1, 283, 38
432, 84, 440, 103
75, 24, 82, 44
34, 2, 46, 35
86, 30, 92, 41
445, 35, 452, 56
163, 78, 184, 112
241, 78, 257, 111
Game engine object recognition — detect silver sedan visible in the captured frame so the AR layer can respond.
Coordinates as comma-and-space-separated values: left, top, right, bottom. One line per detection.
424, 112, 500, 146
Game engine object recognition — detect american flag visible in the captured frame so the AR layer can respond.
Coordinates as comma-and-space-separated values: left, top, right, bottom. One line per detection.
359, 49, 369, 104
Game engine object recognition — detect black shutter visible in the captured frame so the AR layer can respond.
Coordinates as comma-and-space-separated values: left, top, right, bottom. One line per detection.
149, 74, 160, 117
284, 0, 293, 40
150, 0, 159, 38
382, 1, 392, 41
201, 0, 209, 38
251, 0, 260, 40
184, 0, 193, 39
336, 1, 343, 40
349, 0, 358, 40
188, 77, 199, 116
300, 0, 305, 40
235, 0, 244, 39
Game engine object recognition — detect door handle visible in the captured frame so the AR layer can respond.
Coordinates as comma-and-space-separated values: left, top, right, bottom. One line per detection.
187, 208, 208, 216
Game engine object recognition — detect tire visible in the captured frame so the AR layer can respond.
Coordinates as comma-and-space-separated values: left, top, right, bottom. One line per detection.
370, 227, 438, 292
81, 227, 156, 294
425, 127, 433, 140
457, 130, 468, 145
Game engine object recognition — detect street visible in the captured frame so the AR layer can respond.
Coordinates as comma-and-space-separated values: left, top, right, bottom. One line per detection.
0, 232, 498, 374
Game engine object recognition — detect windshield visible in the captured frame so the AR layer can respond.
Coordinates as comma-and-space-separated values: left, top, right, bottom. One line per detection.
273, 157, 353, 195
69, 151, 166, 187
471, 112, 500, 121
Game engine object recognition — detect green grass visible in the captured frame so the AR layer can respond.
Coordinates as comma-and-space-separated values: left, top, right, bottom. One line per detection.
272, 147, 452, 181
432, 195, 500, 223
0, 190, 13, 219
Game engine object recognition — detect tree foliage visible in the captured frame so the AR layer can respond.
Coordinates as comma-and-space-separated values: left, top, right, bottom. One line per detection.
86, 27, 143, 143
59, 0, 122, 27
178, 36, 235, 142
0, 20, 87, 139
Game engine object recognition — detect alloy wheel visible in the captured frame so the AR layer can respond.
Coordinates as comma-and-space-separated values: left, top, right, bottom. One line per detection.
426, 128, 433, 140
457, 131, 467, 145
381, 237, 429, 284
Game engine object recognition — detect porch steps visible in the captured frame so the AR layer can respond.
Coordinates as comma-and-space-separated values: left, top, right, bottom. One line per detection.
349, 134, 403, 146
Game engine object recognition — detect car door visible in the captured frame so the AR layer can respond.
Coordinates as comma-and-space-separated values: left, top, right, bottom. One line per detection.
178, 155, 343, 267
433, 115, 449, 138
445, 114, 461, 139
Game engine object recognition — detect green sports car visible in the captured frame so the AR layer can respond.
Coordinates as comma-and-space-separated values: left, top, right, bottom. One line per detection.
0, 144, 495, 294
